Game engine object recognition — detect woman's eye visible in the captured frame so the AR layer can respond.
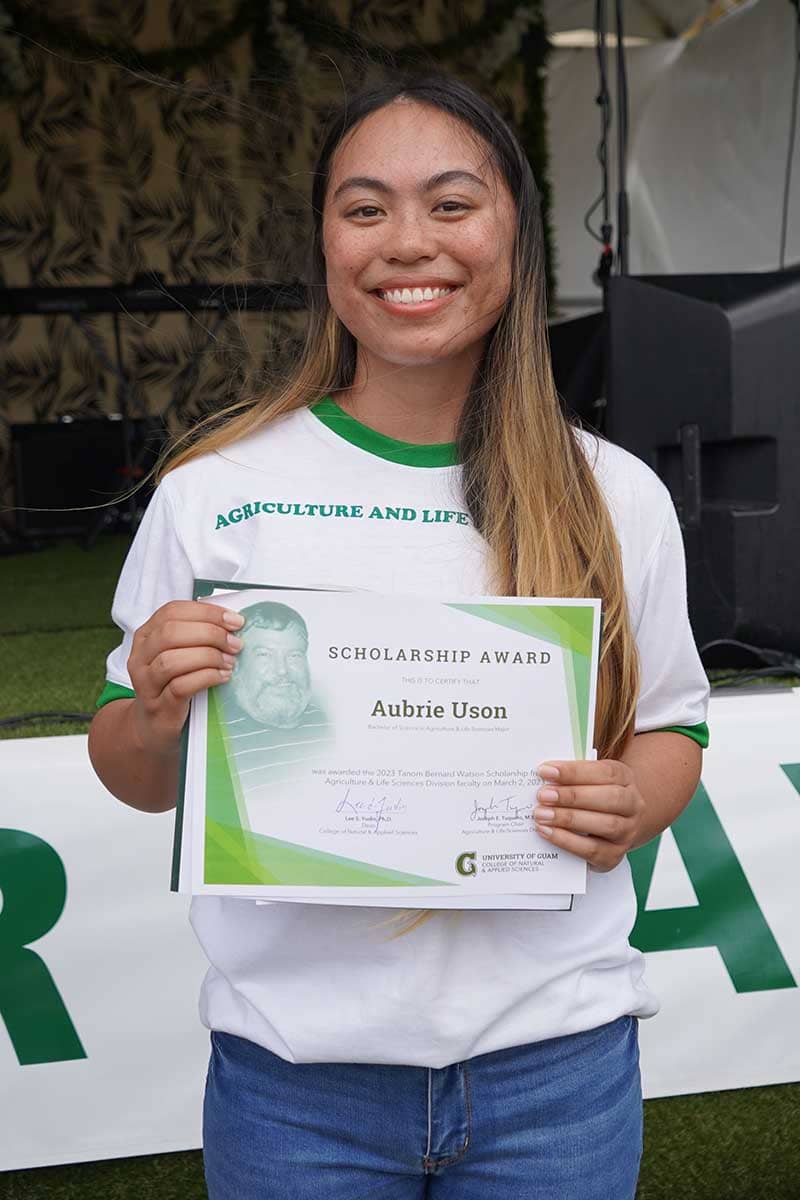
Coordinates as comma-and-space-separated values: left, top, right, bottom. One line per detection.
347, 205, 383, 219
435, 201, 470, 214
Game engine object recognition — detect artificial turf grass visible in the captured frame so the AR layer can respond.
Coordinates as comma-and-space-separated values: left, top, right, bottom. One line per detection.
0, 627, 122, 739
0, 1151, 206, 1200
0, 533, 130, 738
638, 1081, 800, 1199
2, 535, 800, 1198
0, 536, 130, 635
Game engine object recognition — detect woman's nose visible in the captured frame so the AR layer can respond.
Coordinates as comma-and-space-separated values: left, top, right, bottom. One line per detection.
382, 212, 437, 263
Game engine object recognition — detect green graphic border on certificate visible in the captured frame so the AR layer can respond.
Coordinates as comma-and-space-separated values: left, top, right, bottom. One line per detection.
203, 665, 450, 888
447, 603, 599, 759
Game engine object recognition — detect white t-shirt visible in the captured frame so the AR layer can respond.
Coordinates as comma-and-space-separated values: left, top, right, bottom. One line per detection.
101, 400, 709, 1067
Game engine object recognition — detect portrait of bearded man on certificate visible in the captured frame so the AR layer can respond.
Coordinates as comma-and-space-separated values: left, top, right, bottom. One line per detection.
218, 600, 334, 790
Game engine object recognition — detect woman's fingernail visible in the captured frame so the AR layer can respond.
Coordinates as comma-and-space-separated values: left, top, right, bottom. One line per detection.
538, 788, 559, 803
538, 764, 560, 781
536, 824, 553, 839
226, 634, 243, 650
222, 610, 245, 629
535, 806, 555, 821
222, 654, 236, 668
218, 669, 232, 682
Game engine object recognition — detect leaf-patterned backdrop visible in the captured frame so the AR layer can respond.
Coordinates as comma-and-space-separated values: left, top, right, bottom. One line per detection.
0, 0, 548, 515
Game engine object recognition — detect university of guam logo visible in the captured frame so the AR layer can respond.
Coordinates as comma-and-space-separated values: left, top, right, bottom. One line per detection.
456, 851, 477, 877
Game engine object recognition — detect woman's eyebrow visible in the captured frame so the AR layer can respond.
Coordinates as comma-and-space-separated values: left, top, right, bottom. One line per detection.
425, 170, 489, 192
331, 170, 489, 202
331, 176, 391, 201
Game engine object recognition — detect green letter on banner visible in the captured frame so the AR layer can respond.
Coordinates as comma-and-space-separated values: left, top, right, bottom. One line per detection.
781, 763, 800, 794
629, 784, 796, 994
0, 829, 86, 1065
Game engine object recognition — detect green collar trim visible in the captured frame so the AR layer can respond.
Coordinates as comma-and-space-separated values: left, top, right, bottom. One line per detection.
310, 397, 459, 467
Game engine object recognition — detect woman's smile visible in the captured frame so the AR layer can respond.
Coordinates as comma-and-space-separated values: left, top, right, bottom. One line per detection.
369, 281, 462, 316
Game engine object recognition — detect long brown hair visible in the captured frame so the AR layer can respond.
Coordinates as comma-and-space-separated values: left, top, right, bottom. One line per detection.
161, 74, 639, 763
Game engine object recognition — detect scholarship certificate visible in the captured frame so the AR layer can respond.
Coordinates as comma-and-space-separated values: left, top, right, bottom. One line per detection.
174, 586, 601, 902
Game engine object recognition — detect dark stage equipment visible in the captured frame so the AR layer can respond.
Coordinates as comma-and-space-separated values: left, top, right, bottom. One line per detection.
604, 267, 800, 655
1, 276, 307, 547
11, 416, 165, 539
0, 279, 307, 318
549, 312, 605, 428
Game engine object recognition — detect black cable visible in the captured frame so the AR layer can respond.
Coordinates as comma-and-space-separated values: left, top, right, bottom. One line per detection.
0, 711, 93, 728
614, 0, 630, 275
779, 1, 800, 268
700, 637, 800, 672
583, 193, 606, 245
584, 0, 613, 249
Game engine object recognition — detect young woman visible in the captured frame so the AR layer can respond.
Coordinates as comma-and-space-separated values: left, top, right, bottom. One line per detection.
89, 75, 709, 1200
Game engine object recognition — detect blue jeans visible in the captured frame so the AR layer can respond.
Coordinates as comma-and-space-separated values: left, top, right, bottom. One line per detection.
203, 1016, 642, 1199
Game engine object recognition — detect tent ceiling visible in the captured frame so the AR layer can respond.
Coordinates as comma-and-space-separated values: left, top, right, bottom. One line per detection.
544, 0, 719, 40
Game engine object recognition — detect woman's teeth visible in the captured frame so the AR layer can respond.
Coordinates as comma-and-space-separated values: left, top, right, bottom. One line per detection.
378, 286, 456, 304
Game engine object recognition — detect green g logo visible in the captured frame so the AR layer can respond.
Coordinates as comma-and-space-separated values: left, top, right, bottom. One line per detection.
456, 851, 477, 877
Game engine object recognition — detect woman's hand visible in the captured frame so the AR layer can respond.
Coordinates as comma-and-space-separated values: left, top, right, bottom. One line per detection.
127, 600, 244, 757
534, 759, 646, 872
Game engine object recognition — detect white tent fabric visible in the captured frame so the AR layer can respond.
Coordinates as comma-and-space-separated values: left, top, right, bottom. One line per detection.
545, 0, 711, 40
547, 0, 800, 309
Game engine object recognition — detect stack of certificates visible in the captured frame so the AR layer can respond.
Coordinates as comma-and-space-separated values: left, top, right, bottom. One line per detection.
172, 584, 601, 910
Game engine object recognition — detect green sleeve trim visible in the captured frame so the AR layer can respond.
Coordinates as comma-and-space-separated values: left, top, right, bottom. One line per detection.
311, 397, 459, 467
96, 681, 136, 709
654, 722, 709, 749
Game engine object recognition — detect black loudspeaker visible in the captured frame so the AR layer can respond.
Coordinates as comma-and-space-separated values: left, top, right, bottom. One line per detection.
606, 268, 800, 654
11, 416, 165, 539
549, 311, 605, 427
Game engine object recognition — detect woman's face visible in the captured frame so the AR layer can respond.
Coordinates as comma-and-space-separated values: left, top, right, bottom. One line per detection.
322, 100, 516, 370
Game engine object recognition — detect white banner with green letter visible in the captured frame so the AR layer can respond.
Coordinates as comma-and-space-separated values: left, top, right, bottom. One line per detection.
633, 689, 799, 1097
1, 689, 799, 1170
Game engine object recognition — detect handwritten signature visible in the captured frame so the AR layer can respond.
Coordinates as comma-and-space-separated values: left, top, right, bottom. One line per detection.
470, 794, 535, 823
336, 788, 408, 833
